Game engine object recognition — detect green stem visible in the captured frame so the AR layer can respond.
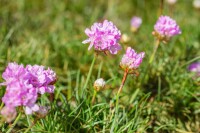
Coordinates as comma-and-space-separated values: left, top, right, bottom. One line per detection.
149, 39, 160, 65
83, 56, 96, 91
6, 112, 22, 133
91, 90, 97, 105
111, 70, 129, 132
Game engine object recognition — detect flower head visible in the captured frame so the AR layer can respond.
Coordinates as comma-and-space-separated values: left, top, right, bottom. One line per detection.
25, 65, 57, 94
1, 62, 57, 115
94, 78, 106, 91
1, 106, 17, 123
130, 16, 142, 32
120, 47, 145, 73
82, 20, 121, 54
188, 62, 200, 76
153, 16, 181, 43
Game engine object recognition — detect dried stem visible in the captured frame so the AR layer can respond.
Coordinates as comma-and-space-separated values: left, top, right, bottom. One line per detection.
117, 70, 129, 94
159, 0, 164, 15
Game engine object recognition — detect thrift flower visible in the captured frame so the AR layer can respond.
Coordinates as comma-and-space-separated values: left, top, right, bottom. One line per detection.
193, 0, 200, 9
1, 106, 17, 123
2, 63, 38, 108
25, 65, 57, 94
0, 62, 57, 115
152, 16, 181, 43
188, 62, 200, 76
82, 20, 121, 54
130, 16, 142, 32
120, 47, 145, 74
94, 78, 106, 91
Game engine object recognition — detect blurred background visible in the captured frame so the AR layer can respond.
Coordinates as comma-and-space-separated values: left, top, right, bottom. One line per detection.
0, 0, 200, 132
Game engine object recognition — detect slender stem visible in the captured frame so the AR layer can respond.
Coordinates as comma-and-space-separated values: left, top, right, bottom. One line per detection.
149, 39, 160, 65
112, 70, 129, 131
116, 70, 129, 110
117, 70, 129, 94
91, 90, 97, 105
6, 112, 22, 133
83, 56, 96, 91
159, 0, 164, 15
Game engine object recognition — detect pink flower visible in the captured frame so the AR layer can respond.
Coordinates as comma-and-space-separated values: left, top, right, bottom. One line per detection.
130, 16, 142, 32
0, 62, 57, 115
82, 20, 121, 54
25, 65, 57, 94
153, 16, 181, 43
25, 104, 39, 115
1, 63, 38, 108
188, 62, 200, 76
2, 62, 26, 85
1, 106, 17, 123
120, 47, 145, 73
2, 81, 38, 108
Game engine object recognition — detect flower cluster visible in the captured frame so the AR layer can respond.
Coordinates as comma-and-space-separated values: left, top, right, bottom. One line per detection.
1, 62, 56, 120
120, 47, 145, 74
153, 16, 181, 43
82, 20, 121, 54
130, 16, 142, 32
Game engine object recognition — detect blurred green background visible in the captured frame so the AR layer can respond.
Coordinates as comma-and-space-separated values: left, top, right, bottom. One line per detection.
0, 0, 200, 132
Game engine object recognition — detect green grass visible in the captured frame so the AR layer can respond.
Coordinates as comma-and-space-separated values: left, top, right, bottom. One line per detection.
0, 0, 200, 132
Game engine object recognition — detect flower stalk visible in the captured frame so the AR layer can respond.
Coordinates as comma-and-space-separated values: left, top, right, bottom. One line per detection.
149, 39, 160, 65
117, 69, 129, 94
83, 56, 96, 91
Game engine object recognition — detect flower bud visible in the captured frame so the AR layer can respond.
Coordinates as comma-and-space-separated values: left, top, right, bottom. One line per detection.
121, 34, 130, 43
36, 106, 49, 118
94, 78, 106, 91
